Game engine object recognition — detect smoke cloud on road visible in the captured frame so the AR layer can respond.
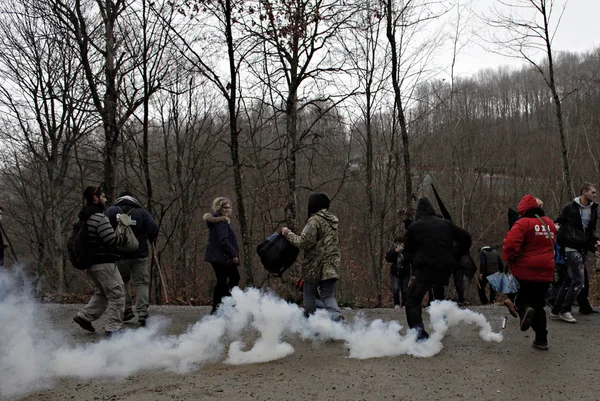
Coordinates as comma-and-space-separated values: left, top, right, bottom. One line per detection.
0, 267, 503, 399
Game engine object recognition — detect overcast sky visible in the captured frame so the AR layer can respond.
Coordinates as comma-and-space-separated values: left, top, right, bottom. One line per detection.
449, 0, 600, 76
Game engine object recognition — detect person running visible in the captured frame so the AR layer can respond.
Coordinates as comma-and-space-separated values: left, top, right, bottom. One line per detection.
73, 186, 128, 336
403, 197, 471, 341
503, 194, 556, 350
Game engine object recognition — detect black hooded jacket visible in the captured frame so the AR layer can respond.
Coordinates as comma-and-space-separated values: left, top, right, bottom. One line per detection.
307, 192, 331, 219
106, 196, 159, 259
555, 199, 599, 252
404, 198, 471, 271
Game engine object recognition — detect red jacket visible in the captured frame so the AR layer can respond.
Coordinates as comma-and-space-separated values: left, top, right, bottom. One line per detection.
502, 194, 556, 282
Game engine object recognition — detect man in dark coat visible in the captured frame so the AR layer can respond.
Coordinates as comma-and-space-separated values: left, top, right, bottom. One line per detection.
385, 236, 410, 309
106, 191, 159, 326
403, 197, 472, 340
478, 246, 504, 305
551, 182, 600, 319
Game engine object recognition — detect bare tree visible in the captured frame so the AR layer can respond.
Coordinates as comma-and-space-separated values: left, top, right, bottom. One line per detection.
248, 0, 358, 229
0, 0, 96, 290
484, 0, 573, 198
51, 0, 162, 198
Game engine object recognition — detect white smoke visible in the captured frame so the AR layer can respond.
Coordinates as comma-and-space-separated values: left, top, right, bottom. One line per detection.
0, 268, 503, 400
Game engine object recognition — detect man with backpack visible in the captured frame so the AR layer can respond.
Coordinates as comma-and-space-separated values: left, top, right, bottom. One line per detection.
478, 246, 504, 305
72, 186, 129, 336
107, 191, 159, 327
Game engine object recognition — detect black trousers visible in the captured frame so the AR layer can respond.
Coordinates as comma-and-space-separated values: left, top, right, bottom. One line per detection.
514, 280, 550, 344
210, 262, 240, 310
478, 278, 497, 305
406, 265, 448, 331
577, 266, 593, 311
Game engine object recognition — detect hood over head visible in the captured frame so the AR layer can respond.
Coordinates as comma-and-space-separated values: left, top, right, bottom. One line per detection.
517, 194, 542, 216
415, 197, 436, 220
115, 195, 142, 208
308, 192, 331, 218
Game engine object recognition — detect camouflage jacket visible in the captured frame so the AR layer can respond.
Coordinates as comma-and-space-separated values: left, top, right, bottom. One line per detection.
286, 210, 340, 282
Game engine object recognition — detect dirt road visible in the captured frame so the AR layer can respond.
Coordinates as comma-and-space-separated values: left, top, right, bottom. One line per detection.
17, 304, 600, 401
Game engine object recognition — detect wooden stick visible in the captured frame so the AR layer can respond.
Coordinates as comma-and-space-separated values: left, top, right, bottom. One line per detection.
150, 244, 169, 304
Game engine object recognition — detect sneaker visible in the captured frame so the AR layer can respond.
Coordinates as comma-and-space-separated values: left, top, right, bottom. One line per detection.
73, 316, 95, 333
549, 311, 560, 320
520, 307, 535, 331
532, 341, 549, 351
123, 308, 135, 322
579, 308, 599, 315
394, 305, 400, 310
504, 299, 518, 318
559, 312, 577, 323
138, 317, 147, 327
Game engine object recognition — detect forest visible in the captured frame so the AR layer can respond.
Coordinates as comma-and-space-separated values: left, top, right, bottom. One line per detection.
0, 0, 598, 306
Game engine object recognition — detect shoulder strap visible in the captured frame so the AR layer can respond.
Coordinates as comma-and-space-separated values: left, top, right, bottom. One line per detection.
534, 214, 555, 253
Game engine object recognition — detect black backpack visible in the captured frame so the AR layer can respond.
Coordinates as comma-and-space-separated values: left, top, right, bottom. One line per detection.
256, 233, 300, 277
67, 219, 93, 270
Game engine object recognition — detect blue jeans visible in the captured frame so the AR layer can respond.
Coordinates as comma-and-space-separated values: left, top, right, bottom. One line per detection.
304, 278, 342, 320
552, 251, 585, 313
391, 274, 410, 307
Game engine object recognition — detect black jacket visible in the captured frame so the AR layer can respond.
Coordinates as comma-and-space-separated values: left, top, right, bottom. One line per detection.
385, 245, 410, 277
203, 212, 239, 264
555, 199, 599, 252
404, 198, 471, 272
106, 196, 159, 259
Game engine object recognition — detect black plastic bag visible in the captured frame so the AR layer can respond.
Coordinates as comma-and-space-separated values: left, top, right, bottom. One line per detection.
256, 233, 300, 277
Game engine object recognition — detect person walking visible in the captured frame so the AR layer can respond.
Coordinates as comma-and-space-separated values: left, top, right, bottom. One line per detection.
385, 236, 410, 309
478, 246, 504, 305
551, 183, 600, 321
403, 197, 472, 340
204, 197, 240, 315
73, 186, 128, 336
282, 192, 343, 321
503, 194, 556, 350
106, 191, 159, 327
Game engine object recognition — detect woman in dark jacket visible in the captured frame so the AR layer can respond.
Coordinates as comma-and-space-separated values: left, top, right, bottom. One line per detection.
503, 194, 556, 350
204, 197, 240, 314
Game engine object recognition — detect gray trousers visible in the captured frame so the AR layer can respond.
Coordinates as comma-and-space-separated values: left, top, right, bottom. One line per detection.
78, 263, 125, 332
303, 278, 342, 319
117, 258, 150, 318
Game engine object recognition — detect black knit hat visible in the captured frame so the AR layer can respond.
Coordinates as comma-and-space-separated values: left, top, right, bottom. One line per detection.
307, 192, 331, 218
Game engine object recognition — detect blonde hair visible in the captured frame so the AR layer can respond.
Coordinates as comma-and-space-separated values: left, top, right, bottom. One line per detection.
211, 197, 231, 213
535, 197, 544, 207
